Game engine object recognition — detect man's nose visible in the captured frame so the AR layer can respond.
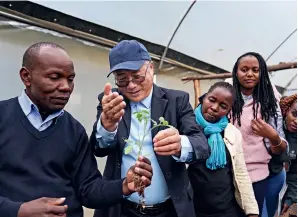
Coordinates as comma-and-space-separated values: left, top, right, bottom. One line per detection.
58, 79, 72, 92
127, 80, 137, 89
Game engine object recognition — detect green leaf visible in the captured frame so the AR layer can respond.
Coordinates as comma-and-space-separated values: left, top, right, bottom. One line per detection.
142, 110, 150, 114
133, 110, 150, 124
163, 120, 169, 125
136, 113, 142, 119
124, 145, 134, 154
159, 117, 165, 123
136, 113, 143, 123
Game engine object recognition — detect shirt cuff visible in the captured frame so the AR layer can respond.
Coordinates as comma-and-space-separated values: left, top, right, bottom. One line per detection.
172, 135, 194, 163
123, 194, 132, 199
95, 115, 117, 148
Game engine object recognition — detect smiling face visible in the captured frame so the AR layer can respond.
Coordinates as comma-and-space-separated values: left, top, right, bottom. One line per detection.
115, 62, 154, 102
236, 55, 260, 95
20, 46, 75, 113
201, 87, 234, 123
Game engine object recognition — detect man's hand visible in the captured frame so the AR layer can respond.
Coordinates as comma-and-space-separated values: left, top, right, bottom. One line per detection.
251, 119, 280, 144
281, 203, 290, 215
248, 215, 258, 217
18, 197, 67, 217
123, 156, 153, 196
101, 83, 126, 132
153, 128, 181, 157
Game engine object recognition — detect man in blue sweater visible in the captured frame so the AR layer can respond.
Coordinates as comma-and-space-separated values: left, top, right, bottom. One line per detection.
0, 42, 153, 217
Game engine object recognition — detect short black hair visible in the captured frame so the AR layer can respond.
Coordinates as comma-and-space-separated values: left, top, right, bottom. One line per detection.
231, 52, 277, 126
199, 81, 236, 104
22, 42, 65, 70
208, 81, 236, 102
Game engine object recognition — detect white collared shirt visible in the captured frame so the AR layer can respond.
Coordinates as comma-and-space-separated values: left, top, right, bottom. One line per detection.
18, 90, 64, 131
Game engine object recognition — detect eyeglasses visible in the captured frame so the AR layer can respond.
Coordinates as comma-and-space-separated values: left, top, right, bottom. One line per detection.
115, 64, 150, 87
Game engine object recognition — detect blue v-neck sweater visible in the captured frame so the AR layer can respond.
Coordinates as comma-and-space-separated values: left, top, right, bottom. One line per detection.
0, 98, 123, 217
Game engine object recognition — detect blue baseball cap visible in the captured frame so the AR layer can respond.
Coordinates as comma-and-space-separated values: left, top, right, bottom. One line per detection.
107, 40, 151, 77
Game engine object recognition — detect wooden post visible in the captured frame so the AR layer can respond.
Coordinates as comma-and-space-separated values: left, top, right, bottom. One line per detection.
193, 80, 200, 108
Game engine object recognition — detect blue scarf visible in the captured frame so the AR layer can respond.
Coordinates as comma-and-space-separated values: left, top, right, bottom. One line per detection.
194, 105, 228, 170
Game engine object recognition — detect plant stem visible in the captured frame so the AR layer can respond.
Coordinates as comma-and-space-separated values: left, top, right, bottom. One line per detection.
136, 115, 172, 157
138, 119, 148, 157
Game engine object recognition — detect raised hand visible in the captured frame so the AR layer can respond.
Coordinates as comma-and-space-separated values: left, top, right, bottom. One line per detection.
101, 83, 126, 131
251, 119, 278, 141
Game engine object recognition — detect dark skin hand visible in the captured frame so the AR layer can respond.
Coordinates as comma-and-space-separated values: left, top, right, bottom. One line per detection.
123, 156, 153, 195
17, 197, 68, 217
251, 119, 286, 154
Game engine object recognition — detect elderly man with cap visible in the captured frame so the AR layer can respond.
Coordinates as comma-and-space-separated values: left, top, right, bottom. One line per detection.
90, 40, 209, 217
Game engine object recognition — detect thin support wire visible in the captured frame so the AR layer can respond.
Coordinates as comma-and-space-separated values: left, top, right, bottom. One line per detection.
285, 74, 297, 90
159, 0, 197, 70
266, 28, 297, 62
